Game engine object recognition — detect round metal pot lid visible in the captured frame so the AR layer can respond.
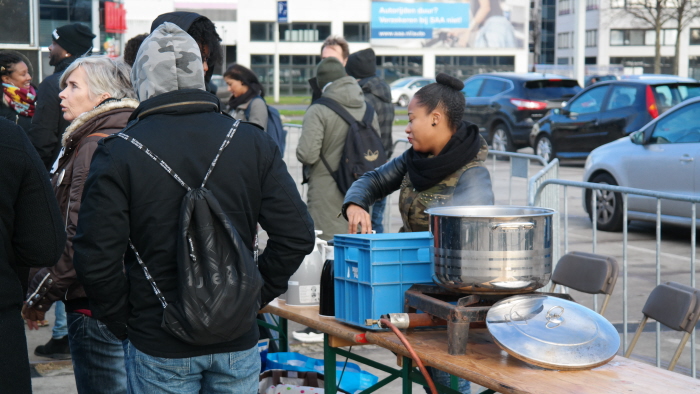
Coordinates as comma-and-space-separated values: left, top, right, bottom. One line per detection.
486, 294, 620, 370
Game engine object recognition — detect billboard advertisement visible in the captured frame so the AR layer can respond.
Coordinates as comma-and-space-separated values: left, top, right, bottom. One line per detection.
371, 0, 526, 49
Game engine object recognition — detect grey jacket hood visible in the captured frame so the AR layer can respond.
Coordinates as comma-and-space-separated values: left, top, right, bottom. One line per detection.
131, 22, 205, 102
322, 76, 365, 109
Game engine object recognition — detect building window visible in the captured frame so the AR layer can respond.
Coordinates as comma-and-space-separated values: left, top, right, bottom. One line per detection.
691, 29, 700, 45
610, 56, 674, 74
557, 32, 571, 49
279, 22, 331, 42
557, 57, 569, 65
610, 29, 678, 46
558, 0, 571, 14
436, 56, 515, 79
586, 0, 599, 10
251, 54, 321, 96
250, 22, 274, 42
611, 0, 648, 7
586, 30, 597, 47
375, 56, 423, 84
39, 0, 92, 47
344, 23, 370, 42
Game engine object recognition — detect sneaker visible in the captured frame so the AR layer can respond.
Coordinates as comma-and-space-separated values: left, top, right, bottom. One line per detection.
292, 326, 324, 343
34, 336, 71, 360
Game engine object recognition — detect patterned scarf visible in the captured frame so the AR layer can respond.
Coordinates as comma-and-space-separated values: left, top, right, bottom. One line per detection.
3, 83, 36, 117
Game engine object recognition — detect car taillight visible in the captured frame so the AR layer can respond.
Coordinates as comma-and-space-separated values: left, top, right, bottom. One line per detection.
510, 98, 548, 111
645, 86, 659, 119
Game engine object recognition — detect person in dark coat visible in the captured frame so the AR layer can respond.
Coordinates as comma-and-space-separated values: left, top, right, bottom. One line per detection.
346, 48, 395, 233
0, 51, 36, 133
72, 23, 315, 392
27, 23, 95, 170
0, 118, 66, 394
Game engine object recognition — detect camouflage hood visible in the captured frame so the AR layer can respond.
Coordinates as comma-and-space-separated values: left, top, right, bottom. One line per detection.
131, 22, 205, 101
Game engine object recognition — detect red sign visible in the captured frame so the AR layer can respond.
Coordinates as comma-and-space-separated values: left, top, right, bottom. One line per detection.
104, 2, 127, 33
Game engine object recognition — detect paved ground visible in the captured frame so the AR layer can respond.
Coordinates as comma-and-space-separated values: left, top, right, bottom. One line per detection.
28, 112, 700, 392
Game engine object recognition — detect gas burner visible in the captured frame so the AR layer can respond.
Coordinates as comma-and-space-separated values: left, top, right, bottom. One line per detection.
403, 284, 572, 355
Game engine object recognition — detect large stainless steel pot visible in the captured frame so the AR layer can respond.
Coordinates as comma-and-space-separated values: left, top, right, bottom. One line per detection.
426, 206, 554, 294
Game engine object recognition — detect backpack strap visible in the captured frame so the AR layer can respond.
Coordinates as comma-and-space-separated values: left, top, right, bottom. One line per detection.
362, 102, 375, 128
128, 240, 169, 309
201, 119, 240, 187
115, 133, 192, 191
314, 97, 358, 126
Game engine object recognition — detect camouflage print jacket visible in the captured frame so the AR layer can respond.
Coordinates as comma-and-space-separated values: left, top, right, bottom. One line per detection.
342, 135, 494, 232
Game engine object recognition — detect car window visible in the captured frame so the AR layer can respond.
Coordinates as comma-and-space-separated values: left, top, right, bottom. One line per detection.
568, 86, 609, 114
479, 79, 507, 97
462, 78, 484, 98
606, 85, 637, 110
390, 79, 412, 88
650, 102, 700, 144
415, 80, 431, 88
653, 84, 700, 113
524, 79, 581, 100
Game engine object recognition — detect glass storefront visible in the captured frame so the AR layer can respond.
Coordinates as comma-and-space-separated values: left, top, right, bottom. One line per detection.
375, 56, 423, 84
251, 54, 321, 96
39, 0, 93, 47
436, 56, 515, 79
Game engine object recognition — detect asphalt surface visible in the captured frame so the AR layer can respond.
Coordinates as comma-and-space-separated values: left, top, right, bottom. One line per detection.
28, 116, 700, 392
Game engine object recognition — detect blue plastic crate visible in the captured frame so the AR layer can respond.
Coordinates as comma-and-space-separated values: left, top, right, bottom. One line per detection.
333, 232, 433, 329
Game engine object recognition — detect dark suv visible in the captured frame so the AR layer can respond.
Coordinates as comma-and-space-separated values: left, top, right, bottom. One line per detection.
529, 78, 700, 162
462, 73, 581, 152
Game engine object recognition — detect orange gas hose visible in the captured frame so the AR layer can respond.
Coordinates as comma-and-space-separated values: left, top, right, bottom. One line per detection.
379, 318, 438, 394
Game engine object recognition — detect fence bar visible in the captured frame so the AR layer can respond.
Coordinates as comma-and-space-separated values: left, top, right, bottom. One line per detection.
656, 198, 661, 368
693, 203, 697, 378
564, 186, 569, 254
592, 189, 598, 312
508, 160, 513, 205
622, 193, 629, 354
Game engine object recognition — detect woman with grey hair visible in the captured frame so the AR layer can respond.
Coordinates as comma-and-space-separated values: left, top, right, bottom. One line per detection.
22, 55, 137, 394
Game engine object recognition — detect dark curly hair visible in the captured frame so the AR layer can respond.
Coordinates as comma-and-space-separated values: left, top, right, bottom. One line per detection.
224, 63, 264, 97
413, 73, 466, 130
188, 17, 222, 83
123, 33, 148, 67
0, 51, 26, 81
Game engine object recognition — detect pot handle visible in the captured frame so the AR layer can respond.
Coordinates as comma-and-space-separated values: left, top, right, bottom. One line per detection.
490, 222, 535, 230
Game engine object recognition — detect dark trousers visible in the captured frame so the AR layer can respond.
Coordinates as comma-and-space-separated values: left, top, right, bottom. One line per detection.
0, 306, 32, 394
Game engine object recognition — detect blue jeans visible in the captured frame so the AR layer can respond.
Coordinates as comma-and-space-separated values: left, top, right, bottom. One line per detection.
124, 342, 259, 394
67, 313, 127, 394
52, 301, 68, 338
371, 198, 387, 233
425, 366, 471, 394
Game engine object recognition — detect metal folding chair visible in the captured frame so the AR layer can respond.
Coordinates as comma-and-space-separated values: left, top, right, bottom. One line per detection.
549, 251, 619, 315
624, 282, 700, 371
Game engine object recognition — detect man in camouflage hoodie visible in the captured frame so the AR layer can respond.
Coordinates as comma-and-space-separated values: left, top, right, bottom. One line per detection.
73, 22, 315, 392
346, 48, 395, 232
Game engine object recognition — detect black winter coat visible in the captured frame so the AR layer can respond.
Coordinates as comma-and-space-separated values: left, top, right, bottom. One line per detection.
72, 90, 315, 358
359, 76, 395, 158
0, 119, 65, 311
0, 98, 33, 134
27, 57, 74, 170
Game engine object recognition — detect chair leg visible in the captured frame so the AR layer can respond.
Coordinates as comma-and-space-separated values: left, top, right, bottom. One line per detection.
624, 316, 648, 358
599, 294, 612, 315
668, 332, 691, 371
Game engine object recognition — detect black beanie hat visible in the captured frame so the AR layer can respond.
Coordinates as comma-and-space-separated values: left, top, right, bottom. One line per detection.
150, 11, 203, 33
52, 23, 95, 57
316, 57, 347, 90
346, 48, 377, 79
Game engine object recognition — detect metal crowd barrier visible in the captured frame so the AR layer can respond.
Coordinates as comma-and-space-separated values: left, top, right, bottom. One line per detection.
532, 178, 699, 377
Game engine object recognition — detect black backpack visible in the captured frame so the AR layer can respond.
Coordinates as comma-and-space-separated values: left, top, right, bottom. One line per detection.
314, 97, 387, 194
244, 96, 288, 153
116, 120, 264, 346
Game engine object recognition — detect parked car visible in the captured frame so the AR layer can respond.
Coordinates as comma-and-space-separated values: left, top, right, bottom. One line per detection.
582, 96, 700, 231
619, 74, 697, 82
530, 78, 700, 163
210, 75, 232, 103
461, 73, 581, 152
390, 77, 435, 107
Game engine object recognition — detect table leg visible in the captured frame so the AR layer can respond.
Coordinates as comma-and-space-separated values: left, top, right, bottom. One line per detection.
324, 334, 337, 393
279, 317, 288, 352
448, 320, 469, 355
402, 356, 412, 394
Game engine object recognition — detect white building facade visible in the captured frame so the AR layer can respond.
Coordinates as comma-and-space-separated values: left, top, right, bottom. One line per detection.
554, 0, 700, 78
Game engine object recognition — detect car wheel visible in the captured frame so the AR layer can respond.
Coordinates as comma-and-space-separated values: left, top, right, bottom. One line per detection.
535, 135, 555, 164
397, 95, 409, 107
585, 173, 624, 232
491, 124, 515, 160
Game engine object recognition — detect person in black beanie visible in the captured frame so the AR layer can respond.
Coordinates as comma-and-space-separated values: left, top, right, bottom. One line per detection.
27, 23, 95, 170
346, 48, 395, 233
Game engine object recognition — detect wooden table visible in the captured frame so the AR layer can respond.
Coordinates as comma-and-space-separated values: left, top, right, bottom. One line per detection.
261, 300, 700, 393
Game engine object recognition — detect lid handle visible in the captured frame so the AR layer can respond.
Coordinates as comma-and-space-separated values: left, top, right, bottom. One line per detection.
545, 305, 565, 329
490, 222, 535, 231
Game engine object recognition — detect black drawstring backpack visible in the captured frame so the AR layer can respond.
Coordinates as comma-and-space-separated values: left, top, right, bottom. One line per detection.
117, 120, 264, 345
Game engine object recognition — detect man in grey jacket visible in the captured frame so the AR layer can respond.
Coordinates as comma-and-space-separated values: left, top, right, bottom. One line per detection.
297, 57, 380, 241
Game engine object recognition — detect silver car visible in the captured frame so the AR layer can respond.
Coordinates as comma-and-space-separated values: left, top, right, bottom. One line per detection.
390, 77, 434, 107
583, 96, 700, 231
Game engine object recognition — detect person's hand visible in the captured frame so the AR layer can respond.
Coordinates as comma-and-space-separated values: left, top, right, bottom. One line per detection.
346, 204, 372, 234
21, 303, 45, 331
